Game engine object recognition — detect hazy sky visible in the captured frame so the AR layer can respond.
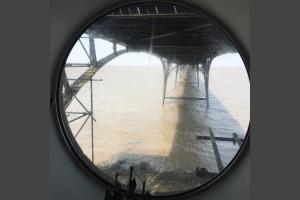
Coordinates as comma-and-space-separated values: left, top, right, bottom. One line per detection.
66, 38, 245, 67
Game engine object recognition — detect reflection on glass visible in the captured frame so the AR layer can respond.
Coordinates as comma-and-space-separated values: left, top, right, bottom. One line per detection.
61, 2, 250, 196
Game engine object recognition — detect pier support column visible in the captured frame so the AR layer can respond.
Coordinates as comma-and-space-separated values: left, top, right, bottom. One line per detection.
89, 36, 97, 67
113, 42, 117, 54
175, 65, 179, 85
88, 35, 98, 163
204, 58, 212, 107
161, 58, 171, 104
195, 64, 200, 88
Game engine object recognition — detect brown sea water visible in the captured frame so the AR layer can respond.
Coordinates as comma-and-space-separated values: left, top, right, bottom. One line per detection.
64, 62, 249, 194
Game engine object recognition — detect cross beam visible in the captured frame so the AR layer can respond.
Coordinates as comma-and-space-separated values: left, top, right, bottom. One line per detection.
63, 49, 127, 105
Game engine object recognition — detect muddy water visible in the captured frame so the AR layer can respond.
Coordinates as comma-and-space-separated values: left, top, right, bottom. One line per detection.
64, 63, 250, 195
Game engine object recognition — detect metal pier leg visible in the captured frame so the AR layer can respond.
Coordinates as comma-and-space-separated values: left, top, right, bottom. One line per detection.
209, 128, 224, 172
89, 37, 97, 67
163, 66, 168, 104
175, 65, 179, 85
88, 36, 97, 163
196, 65, 199, 88
204, 59, 211, 108
161, 58, 170, 105
163, 76, 167, 104
204, 72, 209, 106
90, 79, 94, 163
113, 42, 117, 54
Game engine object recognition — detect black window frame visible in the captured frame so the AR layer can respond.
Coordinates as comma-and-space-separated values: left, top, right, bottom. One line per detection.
50, 0, 250, 199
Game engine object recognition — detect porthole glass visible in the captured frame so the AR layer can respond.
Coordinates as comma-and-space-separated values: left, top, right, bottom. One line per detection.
57, 1, 249, 197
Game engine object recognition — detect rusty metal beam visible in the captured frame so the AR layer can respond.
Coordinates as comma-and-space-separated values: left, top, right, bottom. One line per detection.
63, 49, 127, 105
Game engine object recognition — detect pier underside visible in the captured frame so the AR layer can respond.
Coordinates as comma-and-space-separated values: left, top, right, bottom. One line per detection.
62, 3, 237, 107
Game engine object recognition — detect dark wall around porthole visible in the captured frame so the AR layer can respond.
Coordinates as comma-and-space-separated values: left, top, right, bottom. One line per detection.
50, 0, 250, 200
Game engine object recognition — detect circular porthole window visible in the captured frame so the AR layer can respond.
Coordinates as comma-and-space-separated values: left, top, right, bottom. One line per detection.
53, 0, 250, 198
